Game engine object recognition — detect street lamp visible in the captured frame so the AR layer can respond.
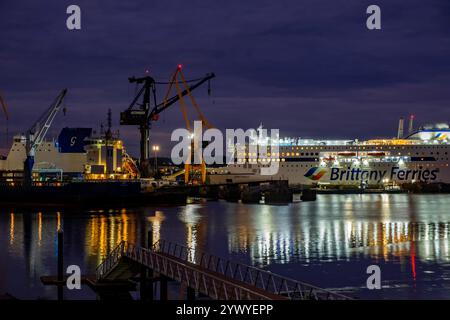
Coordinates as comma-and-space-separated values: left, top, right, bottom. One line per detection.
152, 145, 160, 175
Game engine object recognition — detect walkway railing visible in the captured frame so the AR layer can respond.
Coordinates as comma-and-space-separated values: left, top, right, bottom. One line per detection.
153, 239, 351, 300
96, 240, 351, 300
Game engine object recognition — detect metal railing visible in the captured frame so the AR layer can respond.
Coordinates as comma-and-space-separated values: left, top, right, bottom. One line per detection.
96, 241, 273, 300
96, 240, 351, 300
96, 241, 127, 280
153, 239, 351, 300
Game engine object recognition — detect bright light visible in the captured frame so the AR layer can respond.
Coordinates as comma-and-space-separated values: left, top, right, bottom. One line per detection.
363, 160, 369, 166
398, 158, 404, 165
177, 64, 183, 70
152, 145, 160, 152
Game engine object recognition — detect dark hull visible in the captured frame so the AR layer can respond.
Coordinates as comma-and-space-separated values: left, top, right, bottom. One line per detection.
0, 182, 187, 209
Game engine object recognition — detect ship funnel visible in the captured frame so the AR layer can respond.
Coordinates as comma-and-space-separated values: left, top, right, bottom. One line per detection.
397, 117, 404, 139
408, 114, 414, 134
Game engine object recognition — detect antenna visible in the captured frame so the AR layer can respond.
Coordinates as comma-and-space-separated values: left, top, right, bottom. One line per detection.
408, 114, 415, 134
397, 117, 404, 139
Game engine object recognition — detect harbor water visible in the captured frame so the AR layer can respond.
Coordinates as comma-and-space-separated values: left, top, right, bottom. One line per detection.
1, 194, 450, 299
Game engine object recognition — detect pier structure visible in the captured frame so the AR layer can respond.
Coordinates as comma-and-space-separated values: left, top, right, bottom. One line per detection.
42, 229, 350, 300
94, 235, 350, 300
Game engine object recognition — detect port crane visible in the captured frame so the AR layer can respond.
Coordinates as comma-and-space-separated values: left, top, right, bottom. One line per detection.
23, 89, 68, 186
120, 66, 214, 178
162, 66, 214, 185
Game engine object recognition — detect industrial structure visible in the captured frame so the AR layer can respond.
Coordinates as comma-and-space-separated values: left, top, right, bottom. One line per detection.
161, 66, 214, 185
0, 67, 214, 186
0, 106, 138, 183
120, 66, 214, 179
23, 89, 67, 185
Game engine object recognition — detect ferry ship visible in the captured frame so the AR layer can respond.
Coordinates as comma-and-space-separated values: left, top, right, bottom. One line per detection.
209, 117, 450, 187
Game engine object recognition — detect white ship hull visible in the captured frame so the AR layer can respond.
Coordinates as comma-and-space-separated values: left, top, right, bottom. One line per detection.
209, 127, 450, 187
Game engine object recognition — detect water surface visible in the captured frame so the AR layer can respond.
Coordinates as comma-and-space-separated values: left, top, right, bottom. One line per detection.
1, 194, 450, 299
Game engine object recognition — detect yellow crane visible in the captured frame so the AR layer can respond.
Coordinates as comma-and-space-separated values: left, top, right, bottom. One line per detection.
163, 65, 213, 185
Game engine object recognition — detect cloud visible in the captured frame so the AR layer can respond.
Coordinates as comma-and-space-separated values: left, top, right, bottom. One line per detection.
1, 0, 450, 156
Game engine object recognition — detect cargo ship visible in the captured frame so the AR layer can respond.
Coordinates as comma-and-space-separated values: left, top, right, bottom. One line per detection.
0, 127, 138, 182
209, 117, 450, 188
0, 127, 186, 208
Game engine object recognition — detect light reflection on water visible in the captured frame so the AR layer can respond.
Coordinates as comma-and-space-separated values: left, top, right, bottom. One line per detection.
1, 194, 450, 299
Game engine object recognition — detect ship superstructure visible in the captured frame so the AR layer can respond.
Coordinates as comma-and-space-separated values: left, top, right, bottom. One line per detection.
209, 120, 450, 187
0, 127, 137, 182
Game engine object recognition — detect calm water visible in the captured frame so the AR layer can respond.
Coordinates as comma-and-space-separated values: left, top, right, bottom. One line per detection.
1, 194, 450, 300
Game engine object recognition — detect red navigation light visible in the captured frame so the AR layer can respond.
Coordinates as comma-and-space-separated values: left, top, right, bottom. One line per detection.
145, 69, 150, 74
177, 64, 183, 70
410, 114, 415, 119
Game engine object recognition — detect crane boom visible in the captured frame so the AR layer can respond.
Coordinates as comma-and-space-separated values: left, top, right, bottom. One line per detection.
153, 73, 215, 117
120, 70, 215, 178
27, 89, 68, 152
0, 91, 9, 120
23, 89, 68, 186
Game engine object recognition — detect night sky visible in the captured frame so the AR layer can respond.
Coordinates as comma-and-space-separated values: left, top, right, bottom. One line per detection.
1, 0, 450, 157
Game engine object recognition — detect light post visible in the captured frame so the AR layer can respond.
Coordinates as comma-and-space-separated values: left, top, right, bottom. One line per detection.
152, 145, 160, 175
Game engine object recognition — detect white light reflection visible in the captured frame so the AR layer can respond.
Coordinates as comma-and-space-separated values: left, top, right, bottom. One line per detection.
178, 205, 203, 263
228, 218, 450, 266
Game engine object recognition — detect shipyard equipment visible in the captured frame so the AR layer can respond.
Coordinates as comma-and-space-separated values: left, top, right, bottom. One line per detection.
162, 66, 214, 185
23, 89, 68, 186
0, 91, 9, 148
0, 91, 8, 120
120, 66, 214, 177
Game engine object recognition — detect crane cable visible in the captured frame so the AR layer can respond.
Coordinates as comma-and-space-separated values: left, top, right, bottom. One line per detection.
163, 68, 214, 130
155, 76, 209, 85
178, 70, 213, 129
